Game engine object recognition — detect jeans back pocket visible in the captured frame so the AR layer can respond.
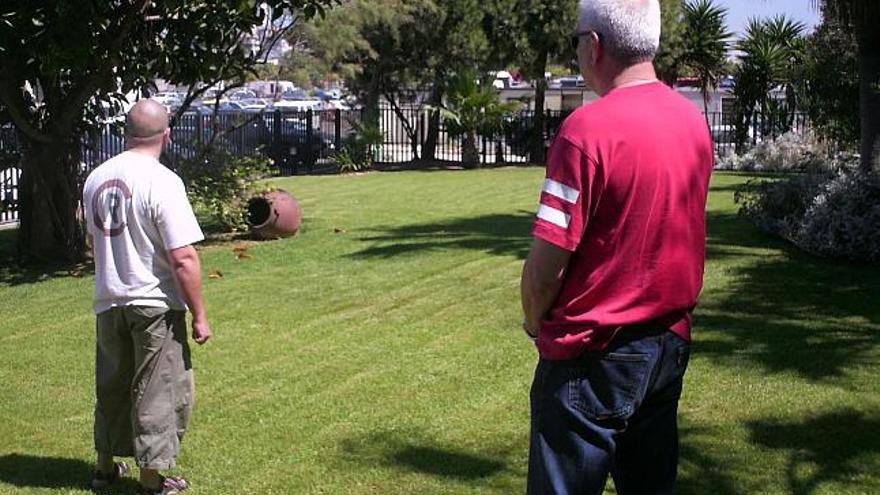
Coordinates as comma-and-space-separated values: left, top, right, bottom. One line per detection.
568, 352, 652, 424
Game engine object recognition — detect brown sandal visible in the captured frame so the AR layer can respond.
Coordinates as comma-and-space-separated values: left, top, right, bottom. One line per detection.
139, 476, 189, 495
91, 461, 131, 490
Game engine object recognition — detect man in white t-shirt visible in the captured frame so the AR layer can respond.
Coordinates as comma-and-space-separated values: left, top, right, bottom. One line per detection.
83, 99, 211, 495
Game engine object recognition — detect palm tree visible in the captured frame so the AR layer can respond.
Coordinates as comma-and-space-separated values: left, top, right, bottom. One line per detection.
733, 16, 804, 148
813, 0, 880, 172
763, 15, 808, 117
430, 72, 520, 168
681, 0, 732, 116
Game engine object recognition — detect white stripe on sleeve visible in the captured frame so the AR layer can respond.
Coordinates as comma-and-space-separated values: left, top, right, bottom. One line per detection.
543, 178, 580, 204
537, 204, 571, 229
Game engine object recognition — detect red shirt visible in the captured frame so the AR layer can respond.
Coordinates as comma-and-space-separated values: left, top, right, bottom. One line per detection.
532, 81, 713, 360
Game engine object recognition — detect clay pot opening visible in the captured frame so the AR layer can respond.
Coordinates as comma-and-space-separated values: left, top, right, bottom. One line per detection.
246, 197, 272, 228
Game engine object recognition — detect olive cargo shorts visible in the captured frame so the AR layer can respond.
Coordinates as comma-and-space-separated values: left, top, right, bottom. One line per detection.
94, 306, 194, 470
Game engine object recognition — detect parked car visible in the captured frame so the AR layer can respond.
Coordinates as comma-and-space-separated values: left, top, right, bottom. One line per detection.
315, 87, 345, 100
273, 99, 324, 111
228, 89, 257, 101
280, 88, 308, 101
554, 75, 585, 88
238, 98, 270, 111
216, 101, 246, 112
491, 70, 515, 89
183, 104, 214, 115
150, 91, 185, 109
323, 99, 350, 111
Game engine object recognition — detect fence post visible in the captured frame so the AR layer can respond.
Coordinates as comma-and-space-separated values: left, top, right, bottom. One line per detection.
334, 109, 342, 154
235, 115, 244, 156
196, 113, 204, 148
420, 110, 426, 153
752, 112, 758, 146
272, 109, 283, 173
306, 109, 314, 173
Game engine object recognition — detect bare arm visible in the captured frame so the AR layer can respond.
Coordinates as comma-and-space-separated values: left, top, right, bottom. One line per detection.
520, 238, 572, 337
168, 245, 212, 344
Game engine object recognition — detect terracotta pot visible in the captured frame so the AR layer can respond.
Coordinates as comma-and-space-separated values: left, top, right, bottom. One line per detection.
246, 189, 302, 239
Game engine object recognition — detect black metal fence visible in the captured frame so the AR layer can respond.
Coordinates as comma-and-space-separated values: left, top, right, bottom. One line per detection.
1, 124, 20, 225
377, 109, 810, 164
706, 111, 810, 158
78, 108, 365, 175
375, 106, 570, 164
0, 166, 18, 225
0, 107, 811, 225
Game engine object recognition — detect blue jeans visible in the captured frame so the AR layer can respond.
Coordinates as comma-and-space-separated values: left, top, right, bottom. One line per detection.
527, 328, 690, 495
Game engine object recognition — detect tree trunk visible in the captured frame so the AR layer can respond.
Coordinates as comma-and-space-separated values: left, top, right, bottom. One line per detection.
462, 131, 479, 169
495, 140, 505, 164
362, 69, 383, 131
17, 135, 86, 262
857, 20, 880, 173
422, 86, 442, 162
531, 84, 548, 165
530, 50, 549, 166
702, 86, 710, 125
385, 96, 420, 161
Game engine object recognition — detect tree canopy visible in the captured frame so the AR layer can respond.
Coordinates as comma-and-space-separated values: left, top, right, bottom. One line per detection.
0, 0, 335, 259
814, 0, 880, 170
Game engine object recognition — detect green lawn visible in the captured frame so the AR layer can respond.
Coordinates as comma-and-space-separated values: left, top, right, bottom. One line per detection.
0, 169, 878, 495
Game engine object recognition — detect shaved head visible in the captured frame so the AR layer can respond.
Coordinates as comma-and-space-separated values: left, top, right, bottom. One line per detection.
126, 99, 169, 139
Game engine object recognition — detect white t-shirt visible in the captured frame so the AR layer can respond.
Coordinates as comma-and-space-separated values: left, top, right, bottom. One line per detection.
83, 151, 204, 314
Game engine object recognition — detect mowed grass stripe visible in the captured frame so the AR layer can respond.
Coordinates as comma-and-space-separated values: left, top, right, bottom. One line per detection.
1, 169, 879, 495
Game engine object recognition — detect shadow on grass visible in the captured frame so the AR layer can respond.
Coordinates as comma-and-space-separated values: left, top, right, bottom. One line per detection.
705, 211, 790, 256
340, 431, 508, 481
348, 211, 534, 260
748, 409, 880, 495
699, 211, 880, 381
347, 203, 880, 381
0, 228, 94, 286
677, 423, 742, 495
390, 446, 507, 480
0, 454, 137, 492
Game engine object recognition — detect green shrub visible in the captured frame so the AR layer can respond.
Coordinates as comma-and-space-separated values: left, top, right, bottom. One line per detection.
175, 151, 271, 233
335, 120, 383, 173
335, 148, 369, 174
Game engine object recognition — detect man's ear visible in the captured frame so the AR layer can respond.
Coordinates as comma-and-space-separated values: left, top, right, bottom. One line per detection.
589, 31, 602, 66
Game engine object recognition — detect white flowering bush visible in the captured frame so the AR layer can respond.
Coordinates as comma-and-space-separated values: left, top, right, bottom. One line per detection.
736, 153, 880, 262
716, 132, 848, 173
797, 169, 880, 261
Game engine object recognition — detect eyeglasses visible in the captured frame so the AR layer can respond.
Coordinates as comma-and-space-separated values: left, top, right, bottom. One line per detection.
570, 30, 601, 51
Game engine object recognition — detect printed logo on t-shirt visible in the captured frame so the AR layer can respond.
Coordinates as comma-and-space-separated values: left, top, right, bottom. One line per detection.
91, 179, 132, 237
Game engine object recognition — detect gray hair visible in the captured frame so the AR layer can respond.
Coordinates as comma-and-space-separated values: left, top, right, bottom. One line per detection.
578, 0, 661, 65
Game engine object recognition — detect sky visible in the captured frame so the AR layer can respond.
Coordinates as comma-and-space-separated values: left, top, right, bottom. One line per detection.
716, 0, 822, 37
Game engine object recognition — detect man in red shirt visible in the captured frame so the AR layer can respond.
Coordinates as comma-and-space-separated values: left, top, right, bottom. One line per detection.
520, 1, 713, 493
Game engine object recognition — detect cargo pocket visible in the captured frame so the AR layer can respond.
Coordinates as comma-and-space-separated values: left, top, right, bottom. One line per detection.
568, 352, 652, 424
